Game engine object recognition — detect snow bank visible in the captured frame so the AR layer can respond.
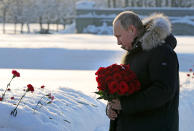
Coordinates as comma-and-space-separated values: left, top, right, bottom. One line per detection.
0, 86, 109, 131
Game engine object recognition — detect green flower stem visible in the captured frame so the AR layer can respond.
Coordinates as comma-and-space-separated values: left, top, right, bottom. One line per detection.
10, 91, 27, 117
39, 97, 52, 109
33, 95, 46, 112
2, 76, 15, 100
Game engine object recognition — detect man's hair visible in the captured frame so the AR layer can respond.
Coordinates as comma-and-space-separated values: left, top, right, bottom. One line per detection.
113, 11, 144, 36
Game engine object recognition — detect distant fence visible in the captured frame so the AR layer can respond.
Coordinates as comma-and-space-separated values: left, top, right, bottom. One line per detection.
76, 8, 194, 35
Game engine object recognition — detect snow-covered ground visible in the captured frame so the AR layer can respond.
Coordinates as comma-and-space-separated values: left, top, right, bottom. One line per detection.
0, 34, 193, 131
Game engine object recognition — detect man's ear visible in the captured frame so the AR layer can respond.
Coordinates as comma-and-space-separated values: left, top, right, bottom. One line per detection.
128, 25, 137, 35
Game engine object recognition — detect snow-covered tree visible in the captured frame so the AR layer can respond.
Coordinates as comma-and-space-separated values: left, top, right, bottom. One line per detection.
0, 0, 13, 33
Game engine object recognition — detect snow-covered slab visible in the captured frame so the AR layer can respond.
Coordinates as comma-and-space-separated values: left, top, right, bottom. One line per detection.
0, 86, 108, 131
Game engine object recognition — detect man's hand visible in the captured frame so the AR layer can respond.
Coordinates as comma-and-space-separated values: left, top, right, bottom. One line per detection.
110, 99, 122, 111
107, 102, 118, 120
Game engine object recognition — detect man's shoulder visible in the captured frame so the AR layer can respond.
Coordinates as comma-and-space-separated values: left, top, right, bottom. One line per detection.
149, 44, 177, 60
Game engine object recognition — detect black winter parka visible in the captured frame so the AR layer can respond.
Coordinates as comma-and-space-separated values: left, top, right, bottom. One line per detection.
109, 14, 179, 131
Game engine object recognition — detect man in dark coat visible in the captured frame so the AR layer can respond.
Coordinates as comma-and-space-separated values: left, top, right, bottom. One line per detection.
106, 11, 179, 131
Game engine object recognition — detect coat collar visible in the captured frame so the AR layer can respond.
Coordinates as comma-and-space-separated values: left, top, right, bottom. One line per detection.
137, 13, 172, 50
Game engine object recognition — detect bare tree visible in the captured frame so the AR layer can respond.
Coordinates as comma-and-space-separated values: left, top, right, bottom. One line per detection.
171, 0, 178, 7
165, 0, 169, 7
107, 0, 111, 7
125, 0, 129, 7
112, 0, 116, 8
131, 0, 135, 7
0, 0, 12, 34
136, 0, 143, 7
155, 0, 162, 7
9, 0, 25, 33
143, 0, 148, 7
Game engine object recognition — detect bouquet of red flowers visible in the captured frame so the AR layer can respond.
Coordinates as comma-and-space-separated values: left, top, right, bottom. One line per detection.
95, 64, 141, 101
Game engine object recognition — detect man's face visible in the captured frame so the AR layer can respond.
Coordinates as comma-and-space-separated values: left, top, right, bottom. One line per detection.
113, 21, 136, 51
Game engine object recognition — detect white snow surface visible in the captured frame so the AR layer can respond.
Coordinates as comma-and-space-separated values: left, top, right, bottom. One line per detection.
0, 34, 193, 131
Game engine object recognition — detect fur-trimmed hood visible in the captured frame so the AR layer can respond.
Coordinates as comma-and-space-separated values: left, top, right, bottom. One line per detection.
139, 13, 172, 50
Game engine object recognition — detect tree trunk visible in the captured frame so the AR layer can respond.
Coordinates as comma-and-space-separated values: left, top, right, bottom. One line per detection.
171, 0, 177, 7
3, 8, 7, 34
125, 0, 129, 7
47, 21, 50, 32
112, 0, 116, 8
179, 0, 183, 7
63, 24, 66, 30
39, 16, 43, 31
155, 0, 162, 7
136, 0, 143, 7
56, 19, 59, 32
131, 0, 135, 7
165, 0, 169, 7
108, 0, 111, 8
144, 0, 148, 7
20, 22, 24, 33
14, 16, 17, 34
27, 23, 30, 33
63, 18, 66, 30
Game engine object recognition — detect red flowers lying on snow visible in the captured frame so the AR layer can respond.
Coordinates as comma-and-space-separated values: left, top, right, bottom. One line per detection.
95, 64, 141, 101
1, 70, 20, 101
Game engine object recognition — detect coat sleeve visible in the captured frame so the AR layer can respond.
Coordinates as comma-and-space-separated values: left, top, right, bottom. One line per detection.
120, 46, 179, 115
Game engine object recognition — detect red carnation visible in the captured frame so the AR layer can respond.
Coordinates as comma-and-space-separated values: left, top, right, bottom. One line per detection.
105, 70, 112, 76
108, 81, 119, 94
105, 76, 114, 83
1, 70, 20, 101
27, 84, 34, 92
128, 71, 137, 81
189, 68, 192, 72
51, 96, 54, 100
11, 96, 14, 100
113, 73, 122, 81
12, 70, 20, 77
118, 81, 129, 95
95, 64, 141, 101
187, 74, 190, 77
96, 76, 105, 87
0, 97, 3, 101
41, 85, 45, 89
95, 67, 105, 75
47, 93, 54, 101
